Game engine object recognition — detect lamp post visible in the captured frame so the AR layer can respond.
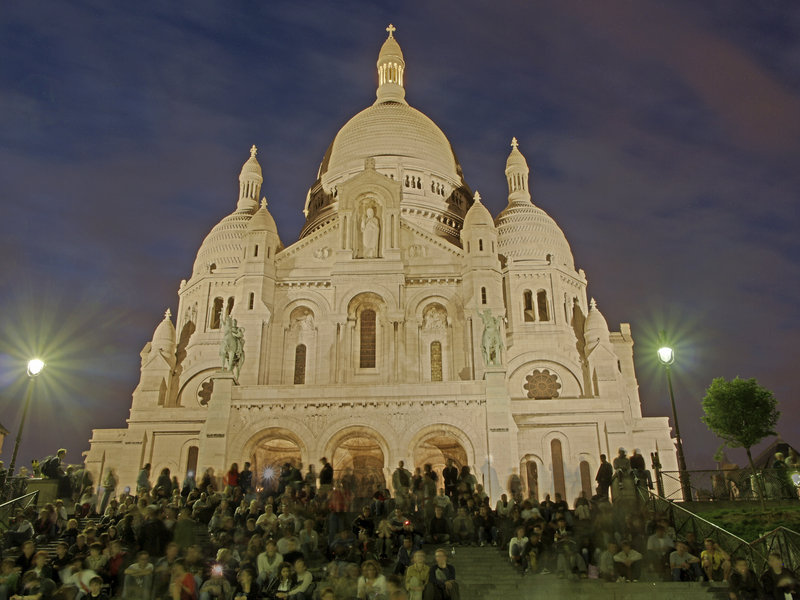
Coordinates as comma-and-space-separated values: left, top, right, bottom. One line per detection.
6, 359, 45, 486
657, 343, 691, 501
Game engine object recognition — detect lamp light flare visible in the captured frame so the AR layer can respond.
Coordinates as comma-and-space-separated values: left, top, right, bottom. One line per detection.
27, 358, 45, 376
657, 346, 674, 365
791, 472, 800, 488
262, 467, 275, 481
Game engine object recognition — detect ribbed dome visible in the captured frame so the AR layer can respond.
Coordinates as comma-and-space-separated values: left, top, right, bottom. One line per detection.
319, 102, 462, 185
192, 211, 253, 276
495, 202, 575, 268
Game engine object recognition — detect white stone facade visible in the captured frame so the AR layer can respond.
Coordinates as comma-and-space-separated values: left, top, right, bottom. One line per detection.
84, 28, 678, 503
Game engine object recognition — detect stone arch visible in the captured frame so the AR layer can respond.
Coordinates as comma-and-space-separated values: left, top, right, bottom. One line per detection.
338, 285, 398, 315
405, 423, 476, 473
242, 427, 308, 494
322, 425, 390, 498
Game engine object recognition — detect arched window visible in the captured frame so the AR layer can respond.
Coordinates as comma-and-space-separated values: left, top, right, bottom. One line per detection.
480, 287, 487, 305
210, 297, 224, 329
537, 290, 550, 322
551, 439, 566, 500
360, 309, 377, 368
523, 290, 535, 322
248, 292, 255, 310
294, 344, 307, 384
253, 245, 259, 257
479, 239, 484, 252
579, 460, 592, 498
226, 297, 235, 317
186, 446, 199, 477
430, 341, 443, 382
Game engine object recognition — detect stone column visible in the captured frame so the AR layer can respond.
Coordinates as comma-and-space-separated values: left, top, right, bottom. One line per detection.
197, 371, 236, 482
483, 365, 519, 504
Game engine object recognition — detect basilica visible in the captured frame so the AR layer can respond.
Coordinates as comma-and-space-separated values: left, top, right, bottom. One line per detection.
84, 27, 678, 502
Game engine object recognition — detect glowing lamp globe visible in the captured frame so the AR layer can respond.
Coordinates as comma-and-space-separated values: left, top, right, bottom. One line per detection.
657, 347, 674, 366
27, 358, 45, 376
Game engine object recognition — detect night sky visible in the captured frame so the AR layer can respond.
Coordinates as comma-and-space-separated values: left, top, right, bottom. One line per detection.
1, 1, 798, 474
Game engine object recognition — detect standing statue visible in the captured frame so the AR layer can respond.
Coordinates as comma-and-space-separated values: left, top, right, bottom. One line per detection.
220, 314, 245, 380
479, 309, 504, 366
360, 207, 380, 258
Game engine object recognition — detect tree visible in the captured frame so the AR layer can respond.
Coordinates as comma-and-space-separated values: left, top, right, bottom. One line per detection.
701, 377, 780, 507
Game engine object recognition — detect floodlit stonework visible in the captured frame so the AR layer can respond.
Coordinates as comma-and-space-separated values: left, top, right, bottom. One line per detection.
84, 27, 678, 502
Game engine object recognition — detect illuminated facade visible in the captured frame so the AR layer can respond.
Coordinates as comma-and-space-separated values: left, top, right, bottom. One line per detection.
84, 27, 678, 502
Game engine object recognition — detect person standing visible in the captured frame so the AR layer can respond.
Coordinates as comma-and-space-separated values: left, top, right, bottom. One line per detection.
442, 459, 459, 499
137, 464, 152, 497
595, 454, 613, 499
99, 468, 117, 516
319, 458, 333, 494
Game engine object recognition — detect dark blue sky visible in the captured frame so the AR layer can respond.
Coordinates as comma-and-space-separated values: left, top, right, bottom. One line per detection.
1, 1, 798, 472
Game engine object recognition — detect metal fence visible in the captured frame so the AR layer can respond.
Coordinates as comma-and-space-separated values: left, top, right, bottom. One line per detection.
659, 468, 799, 502
0, 490, 39, 534
637, 485, 768, 567
751, 527, 800, 573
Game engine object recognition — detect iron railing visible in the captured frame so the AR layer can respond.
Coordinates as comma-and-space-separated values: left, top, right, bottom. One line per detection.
636, 486, 771, 571
0, 476, 30, 504
750, 527, 800, 573
0, 490, 39, 533
659, 468, 798, 502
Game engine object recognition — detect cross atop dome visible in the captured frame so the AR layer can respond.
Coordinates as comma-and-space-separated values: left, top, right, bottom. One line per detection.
250, 145, 258, 158
386, 24, 396, 37
511, 137, 519, 149
164, 308, 171, 319
473, 191, 481, 203
260, 197, 267, 209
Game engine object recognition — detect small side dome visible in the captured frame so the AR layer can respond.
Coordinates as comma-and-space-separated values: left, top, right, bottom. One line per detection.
463, 191, 494, 229
151, 309, 176, 352
247, 198, 278, 234
584, 298, 610, 342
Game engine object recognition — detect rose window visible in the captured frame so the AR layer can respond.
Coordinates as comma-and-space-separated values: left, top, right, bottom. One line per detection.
524, 369, 561, 399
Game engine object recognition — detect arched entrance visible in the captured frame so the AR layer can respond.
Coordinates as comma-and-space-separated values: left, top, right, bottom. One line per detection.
326, 427, 386, 499
521, 457, 541, 502
412, 434, 468, 476
249, 430, 303, 496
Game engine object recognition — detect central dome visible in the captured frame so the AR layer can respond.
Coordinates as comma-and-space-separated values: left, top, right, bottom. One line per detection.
319, 101, 462, 186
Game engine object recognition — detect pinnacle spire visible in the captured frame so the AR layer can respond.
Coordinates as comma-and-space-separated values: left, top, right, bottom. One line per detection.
511, 137, 519, 150
250, 144, 257, 158
473, 191, 482, 203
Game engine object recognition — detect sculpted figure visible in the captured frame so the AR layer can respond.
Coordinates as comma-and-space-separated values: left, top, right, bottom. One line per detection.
360, 207, 380, 258
220, 314, 245, 379
479, 309, 503, 366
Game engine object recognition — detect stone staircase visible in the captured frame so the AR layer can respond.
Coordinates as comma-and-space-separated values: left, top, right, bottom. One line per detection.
450, 545, 728, 600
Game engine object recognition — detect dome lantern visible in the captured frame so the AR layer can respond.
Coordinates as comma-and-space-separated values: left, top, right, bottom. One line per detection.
375, 24, 407, 105
505, 137, 531, 206
237, 145, 263, 212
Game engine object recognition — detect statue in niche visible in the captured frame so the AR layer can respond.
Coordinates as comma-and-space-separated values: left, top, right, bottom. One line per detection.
220, 314, 245, 380
479, 309, 504, 366
423, 306, 447, 331
292, 309, 315, 331
360, 206, 380, 258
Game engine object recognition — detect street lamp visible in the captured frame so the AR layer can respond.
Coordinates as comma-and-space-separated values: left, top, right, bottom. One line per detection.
657, 338, 691, 501
6, 359, 46, 486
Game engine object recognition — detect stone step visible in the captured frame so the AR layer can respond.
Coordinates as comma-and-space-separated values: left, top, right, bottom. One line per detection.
447, 545, 727, 600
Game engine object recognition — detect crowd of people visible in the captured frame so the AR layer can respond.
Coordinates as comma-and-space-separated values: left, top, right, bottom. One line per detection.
0, 448, 798, 600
